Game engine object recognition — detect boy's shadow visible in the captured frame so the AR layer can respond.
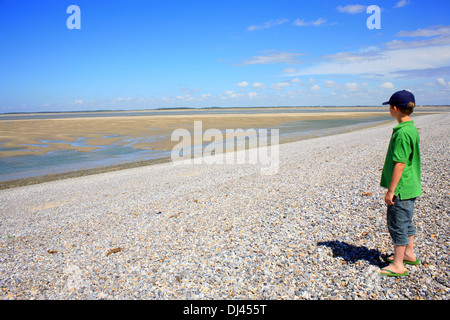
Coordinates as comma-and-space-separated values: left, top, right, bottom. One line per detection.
317, 240, 388, 267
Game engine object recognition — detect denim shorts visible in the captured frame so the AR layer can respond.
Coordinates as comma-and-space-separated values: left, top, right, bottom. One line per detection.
387, 196, 416, 246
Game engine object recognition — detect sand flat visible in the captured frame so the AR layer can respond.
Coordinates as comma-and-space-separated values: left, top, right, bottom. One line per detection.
0, 111, 388, 157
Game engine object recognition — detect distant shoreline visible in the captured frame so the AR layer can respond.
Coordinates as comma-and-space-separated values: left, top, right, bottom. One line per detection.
1, 105, 449, 117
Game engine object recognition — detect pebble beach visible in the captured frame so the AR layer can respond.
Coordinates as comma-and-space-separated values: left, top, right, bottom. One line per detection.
0, 113, 448, 300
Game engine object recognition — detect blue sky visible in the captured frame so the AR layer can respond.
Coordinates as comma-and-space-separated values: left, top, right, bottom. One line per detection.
1, 0, 449, 112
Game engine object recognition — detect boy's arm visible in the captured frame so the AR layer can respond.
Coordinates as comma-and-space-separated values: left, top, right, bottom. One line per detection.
385, 162, 406, 205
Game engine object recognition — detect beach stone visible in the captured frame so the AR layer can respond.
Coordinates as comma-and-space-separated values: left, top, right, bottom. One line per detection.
0, 113, 448, 300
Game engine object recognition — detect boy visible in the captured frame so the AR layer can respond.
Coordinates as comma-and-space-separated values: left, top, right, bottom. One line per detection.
378, 90, 422, 277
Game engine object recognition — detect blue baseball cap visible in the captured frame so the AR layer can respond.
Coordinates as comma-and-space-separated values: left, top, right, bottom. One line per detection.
382, 90, 415, 108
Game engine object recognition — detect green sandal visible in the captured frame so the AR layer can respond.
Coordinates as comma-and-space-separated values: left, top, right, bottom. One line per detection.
377, 268, 409, 277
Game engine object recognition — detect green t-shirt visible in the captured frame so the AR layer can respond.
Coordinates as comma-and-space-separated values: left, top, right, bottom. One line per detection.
380, 120, 422, 199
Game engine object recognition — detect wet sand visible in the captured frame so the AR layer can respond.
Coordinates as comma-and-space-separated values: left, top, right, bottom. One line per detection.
1, 111, 391, 158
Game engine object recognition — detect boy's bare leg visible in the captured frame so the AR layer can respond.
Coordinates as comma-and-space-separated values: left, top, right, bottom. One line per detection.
387, 235, 416, 262
404, 235, 416, 261
379, 244, 407, 274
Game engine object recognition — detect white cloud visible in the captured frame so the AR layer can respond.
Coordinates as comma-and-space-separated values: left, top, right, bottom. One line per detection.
253, 82, 266, 89
379, 82, 395, 90
386, 25, 450, 49
397, 25, 450, 38
292, 44, 450, 78
116, 97, 132, 101
345, 82, 360, 91
287, 89, 306, 96
324, 80, 338, 88
248, 92, 258, 99
323, 51, 383, 63
271, 81, 291, 90
224, 90, 244, 98
293, 18, 327, 27
241, 51, 304, 65
283, 67, 297, 73
359, 46, 381, 53
336, 4, 367, 14
312, 18, 327, 26
247, 18, 289, 31
311, 84, 321, 91
176, 94, 193, 101
437, 77, 450, 88
394, 0, 410, 8
237, 81, 249, 87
